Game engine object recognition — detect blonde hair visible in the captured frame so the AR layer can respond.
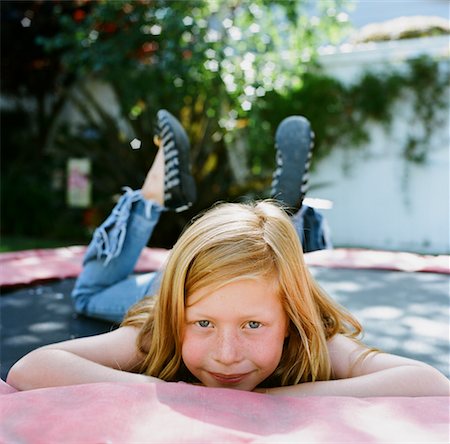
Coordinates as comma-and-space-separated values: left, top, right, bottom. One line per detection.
122, 200, 362, 386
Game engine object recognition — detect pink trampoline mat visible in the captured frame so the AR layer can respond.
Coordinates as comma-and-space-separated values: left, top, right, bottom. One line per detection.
0, 246, 448, 288
1, 379, 449, 443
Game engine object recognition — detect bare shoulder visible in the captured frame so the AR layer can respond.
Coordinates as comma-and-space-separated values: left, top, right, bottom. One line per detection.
326, 334, 365, 379
327, 334, 431, 379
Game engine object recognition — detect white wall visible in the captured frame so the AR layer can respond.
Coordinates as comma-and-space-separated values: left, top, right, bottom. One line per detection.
61, 80, 134, 140
311, 36, 449, 254
347, 0, 449, 29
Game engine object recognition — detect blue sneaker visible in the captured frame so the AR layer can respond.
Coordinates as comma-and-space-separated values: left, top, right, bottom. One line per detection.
155, 109, 196, 212
270, 116, 314, 211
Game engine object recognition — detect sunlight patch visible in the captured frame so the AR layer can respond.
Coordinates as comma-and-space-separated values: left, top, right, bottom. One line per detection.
402, 316, 449, 339
130, 138, 142, 149
358, 306, 403, 320
28, 322, 66, 333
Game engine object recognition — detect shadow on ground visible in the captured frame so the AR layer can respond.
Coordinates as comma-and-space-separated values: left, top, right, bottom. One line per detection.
311, 267, 450, 377
0, 279, 116, 380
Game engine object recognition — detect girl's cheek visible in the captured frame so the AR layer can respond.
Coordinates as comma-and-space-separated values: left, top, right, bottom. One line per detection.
181, 333, 202, 360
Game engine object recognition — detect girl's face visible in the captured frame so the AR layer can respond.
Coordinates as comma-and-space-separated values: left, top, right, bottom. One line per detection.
182, 277, 289, 391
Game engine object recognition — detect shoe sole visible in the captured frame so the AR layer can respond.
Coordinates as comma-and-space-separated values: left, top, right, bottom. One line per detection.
157, 110, 197, 212
271, 116, 314, 210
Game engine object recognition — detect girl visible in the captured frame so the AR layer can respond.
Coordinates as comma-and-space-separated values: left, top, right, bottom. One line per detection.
69, 109, 321, 324
6, 112, 449, 396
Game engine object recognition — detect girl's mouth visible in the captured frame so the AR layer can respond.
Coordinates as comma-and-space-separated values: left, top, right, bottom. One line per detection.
209, 372, 250, 385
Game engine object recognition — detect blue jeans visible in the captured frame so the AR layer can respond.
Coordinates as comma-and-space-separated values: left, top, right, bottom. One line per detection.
293, 205, 332, 253
71, 188, 164, 323
72, 189, 331, 323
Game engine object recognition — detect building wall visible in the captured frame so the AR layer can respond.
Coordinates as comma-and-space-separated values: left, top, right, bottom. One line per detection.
347, 0, 449, 29
311, 36, 449, 254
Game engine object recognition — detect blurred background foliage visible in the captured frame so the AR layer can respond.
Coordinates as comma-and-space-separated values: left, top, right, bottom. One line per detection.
1, 0, 446, 248
2, 0, 351, 246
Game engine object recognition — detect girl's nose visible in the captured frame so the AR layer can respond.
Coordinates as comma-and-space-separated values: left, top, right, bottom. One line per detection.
213, 330, 244, 365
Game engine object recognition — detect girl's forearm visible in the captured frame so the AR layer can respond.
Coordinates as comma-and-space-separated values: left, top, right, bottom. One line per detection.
7, 349, 161, 391
265, 366, 450, 398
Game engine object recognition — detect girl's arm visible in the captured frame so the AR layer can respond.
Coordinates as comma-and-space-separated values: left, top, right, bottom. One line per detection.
6, 326, 162, 391
265, 334, 450, 397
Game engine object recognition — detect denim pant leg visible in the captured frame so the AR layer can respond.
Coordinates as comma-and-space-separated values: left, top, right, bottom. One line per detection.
292, 207, 306, 248
71, 188, 164, 323
292, 205, 333, 253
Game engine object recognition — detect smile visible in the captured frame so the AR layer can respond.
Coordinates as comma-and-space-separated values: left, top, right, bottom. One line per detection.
209, 372, 251, 385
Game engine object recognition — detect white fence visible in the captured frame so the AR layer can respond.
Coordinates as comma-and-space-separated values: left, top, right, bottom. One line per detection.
310, 36, 449, 254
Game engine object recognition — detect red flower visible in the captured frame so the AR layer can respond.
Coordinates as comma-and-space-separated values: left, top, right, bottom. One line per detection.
182, 50, 192, 60
101, 22, 118, 34
73, 9, 86, 22
142, 42, 158, 53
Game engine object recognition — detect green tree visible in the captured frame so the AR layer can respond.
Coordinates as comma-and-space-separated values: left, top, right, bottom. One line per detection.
1, 1, 87, 240
3, 0, 350, 245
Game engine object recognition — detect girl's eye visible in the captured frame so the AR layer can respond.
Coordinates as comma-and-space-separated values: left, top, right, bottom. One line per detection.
196, 320, 211, 328
246, 321, 262, 329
